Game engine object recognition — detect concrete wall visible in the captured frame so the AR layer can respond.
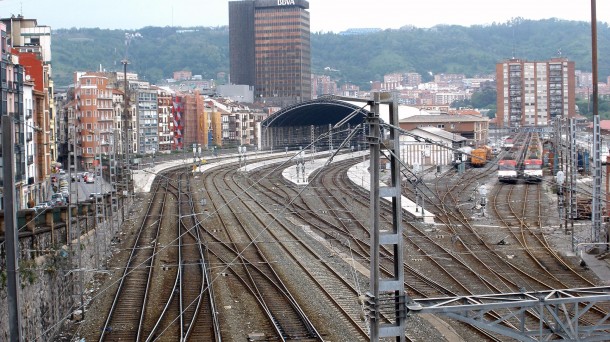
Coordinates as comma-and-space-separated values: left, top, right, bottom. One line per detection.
0, 194, 132, 340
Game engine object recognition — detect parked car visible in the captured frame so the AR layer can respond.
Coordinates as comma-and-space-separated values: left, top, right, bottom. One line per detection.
89, 192, 103, 199
51, 193, 66, 206
34, 202, 50, 212
85, 175, 95, 183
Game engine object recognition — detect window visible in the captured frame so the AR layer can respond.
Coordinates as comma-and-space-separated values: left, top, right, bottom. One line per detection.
87, 148, 93, 153
87, 135, 92, 141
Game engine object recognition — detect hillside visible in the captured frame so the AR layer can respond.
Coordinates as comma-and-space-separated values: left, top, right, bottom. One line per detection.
51, 18, 610, 88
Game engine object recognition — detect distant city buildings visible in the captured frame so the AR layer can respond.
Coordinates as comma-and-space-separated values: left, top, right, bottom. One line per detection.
173, 70, 192, 81
496, 57, 576, 128
229, 0, 312, 106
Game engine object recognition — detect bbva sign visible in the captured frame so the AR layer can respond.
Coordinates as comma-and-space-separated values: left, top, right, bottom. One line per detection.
278, 0, 296, 5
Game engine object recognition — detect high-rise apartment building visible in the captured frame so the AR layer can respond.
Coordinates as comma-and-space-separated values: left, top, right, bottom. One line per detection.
496, 58, 575, 128
72, 73, 115, 169
229, 0, 311, 106
157, 86, 174, 153
135, 87, 158, 154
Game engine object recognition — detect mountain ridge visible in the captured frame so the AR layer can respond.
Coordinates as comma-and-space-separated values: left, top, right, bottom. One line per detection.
51, 18, 610, 89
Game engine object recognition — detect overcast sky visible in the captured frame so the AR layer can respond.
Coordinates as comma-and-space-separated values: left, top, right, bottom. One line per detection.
2, 0, 609, 32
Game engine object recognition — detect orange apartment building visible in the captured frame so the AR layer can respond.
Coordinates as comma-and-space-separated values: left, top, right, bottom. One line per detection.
73, 73, 115, 169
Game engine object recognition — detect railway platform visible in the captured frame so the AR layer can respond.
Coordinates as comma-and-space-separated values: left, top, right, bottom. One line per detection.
578, 246, 610, 285
133, 150, 435, 224
275, 152, 435, 223
345, 160, 435, 224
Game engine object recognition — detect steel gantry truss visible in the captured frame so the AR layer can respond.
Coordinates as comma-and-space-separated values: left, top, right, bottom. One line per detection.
409, 287, 610, 341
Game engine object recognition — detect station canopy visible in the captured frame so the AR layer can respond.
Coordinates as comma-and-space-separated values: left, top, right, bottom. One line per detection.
261, 97, 371, 128
259, 96, 430, 150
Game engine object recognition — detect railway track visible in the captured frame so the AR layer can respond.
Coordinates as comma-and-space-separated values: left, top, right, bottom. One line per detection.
90, 146, 607, 341
245, 157, 503, 340
200, 165, 323, 341
142, 171, 219, 341
98, 179, 168, 341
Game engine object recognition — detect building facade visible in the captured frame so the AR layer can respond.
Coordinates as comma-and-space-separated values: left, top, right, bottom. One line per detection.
496, 57, 575, 128
229, 0, 311, 106
135, 87, 158, 154
1, 16, 54, 209
157, 86, 174, 153
71, 73, 114, 168
399, 114, 489, 147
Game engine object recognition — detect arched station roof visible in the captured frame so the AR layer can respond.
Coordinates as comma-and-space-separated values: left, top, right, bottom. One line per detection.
261, 97, 371, 128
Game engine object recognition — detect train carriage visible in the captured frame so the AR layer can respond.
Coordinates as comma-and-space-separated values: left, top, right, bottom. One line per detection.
523, 159, 543, 182
498, 159, 518, 183
470, 147, 489, 167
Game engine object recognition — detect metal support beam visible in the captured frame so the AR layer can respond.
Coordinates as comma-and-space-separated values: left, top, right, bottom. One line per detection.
593, 116, 603, 245
410, 287, 610, 341
366, 92, 406, 341
2, 115, 24, 341
591, 0, 604, 250
569, 118, 577, 251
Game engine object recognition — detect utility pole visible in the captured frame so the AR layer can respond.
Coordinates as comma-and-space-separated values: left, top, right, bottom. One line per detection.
310, 125, 315, 162
570, 118, 578, 251
121, 59, 129, 221
328, 123, 333, 152
3, 115, 23, 341
591, 0, 604, 250
73, 122, 84, 318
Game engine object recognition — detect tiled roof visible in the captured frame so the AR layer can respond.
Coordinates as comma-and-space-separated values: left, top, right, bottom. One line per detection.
414, 127, 467, 142
400, 114, 488, 123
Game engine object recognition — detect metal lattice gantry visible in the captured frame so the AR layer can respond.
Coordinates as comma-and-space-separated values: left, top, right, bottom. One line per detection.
410, 287, 610, 341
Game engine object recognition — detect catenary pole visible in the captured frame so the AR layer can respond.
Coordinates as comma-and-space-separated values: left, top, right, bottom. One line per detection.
3, 115, 23, 341
591, 0, 603, 249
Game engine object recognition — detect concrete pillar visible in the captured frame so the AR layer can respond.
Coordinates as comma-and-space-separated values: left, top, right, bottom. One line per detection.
60, 207, 69, 224
24, 209, 36, 232
45, 210, 54, 229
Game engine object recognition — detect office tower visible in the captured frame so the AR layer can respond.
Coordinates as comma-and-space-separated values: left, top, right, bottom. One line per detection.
229, 0, 311, 106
